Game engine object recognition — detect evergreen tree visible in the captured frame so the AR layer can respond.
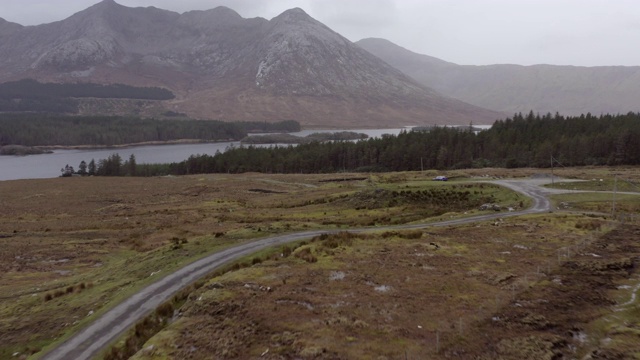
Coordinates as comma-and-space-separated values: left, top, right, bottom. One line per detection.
88, 159, 96, 176
127, 154, 137, 176
78, 160, 88, 175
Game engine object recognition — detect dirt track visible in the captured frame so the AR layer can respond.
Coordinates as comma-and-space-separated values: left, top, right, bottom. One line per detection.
40, 178, 563, 360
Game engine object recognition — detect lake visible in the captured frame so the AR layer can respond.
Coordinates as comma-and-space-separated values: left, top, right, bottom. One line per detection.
0, 128, 411, 181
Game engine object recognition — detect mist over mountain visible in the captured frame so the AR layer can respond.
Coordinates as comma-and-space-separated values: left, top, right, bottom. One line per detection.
357, 38, 640, 116
0, 1, 501, 127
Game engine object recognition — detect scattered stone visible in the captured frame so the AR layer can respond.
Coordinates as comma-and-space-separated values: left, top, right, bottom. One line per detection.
329, 271, 345, 281
207, 282, 225, 289
480, 203, 501, 211
559, 202, 571, 209
142, 345, 156, 355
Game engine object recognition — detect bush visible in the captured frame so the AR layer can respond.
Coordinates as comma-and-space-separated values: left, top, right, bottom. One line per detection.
295, 247, 318, 263
282, 246, 292, 257
155, 301, 174, 317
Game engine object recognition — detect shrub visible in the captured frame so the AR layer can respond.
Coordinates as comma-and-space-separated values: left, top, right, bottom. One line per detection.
295, 247, 318, 263
155, 301, 174, 318
282, 245, 292, 257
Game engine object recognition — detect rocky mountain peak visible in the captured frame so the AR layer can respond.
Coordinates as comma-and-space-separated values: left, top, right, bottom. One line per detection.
0, 3, 502, 127
179, 6, 246, 29
96, 0, 118, 7
276, 8, 311, 19
270, 7, 321, 29
79, 0, 125, 17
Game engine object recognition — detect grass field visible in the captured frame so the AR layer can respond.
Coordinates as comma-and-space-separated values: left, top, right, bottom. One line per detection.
2, 167, 640, 359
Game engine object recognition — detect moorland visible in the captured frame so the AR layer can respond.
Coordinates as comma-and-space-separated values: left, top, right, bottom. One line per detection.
2, 167, 640, 359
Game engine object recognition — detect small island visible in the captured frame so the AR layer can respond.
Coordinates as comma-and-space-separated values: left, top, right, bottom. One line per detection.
241, 131, 368, 145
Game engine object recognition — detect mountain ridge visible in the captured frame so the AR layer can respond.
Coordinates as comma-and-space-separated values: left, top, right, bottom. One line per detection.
0, 2, 501, 127
357, 37, 640, 116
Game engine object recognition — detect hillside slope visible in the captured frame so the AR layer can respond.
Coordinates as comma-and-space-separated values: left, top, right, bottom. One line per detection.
357, 38, 640, 116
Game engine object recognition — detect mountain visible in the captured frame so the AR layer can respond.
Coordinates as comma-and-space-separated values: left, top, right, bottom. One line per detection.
357, 38, 640, 116
0, 18, 23, 35
0, 1, 502, 127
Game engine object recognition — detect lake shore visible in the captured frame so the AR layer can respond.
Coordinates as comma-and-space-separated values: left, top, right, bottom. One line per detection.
33, 138, 230, 152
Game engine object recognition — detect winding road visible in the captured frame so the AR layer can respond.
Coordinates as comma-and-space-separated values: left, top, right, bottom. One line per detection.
41, 178, 562, 360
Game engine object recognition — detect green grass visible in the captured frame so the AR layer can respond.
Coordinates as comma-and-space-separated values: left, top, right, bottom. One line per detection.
547, 178, 640, 192
29, 236, 245, 359
550, 192, 640, 214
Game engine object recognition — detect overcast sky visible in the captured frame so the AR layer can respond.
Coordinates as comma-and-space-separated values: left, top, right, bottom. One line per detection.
2, 0, 639, 67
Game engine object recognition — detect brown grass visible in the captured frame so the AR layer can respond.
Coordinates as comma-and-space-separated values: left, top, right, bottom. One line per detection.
2, 167, 638, 358
123, 216, 640, 359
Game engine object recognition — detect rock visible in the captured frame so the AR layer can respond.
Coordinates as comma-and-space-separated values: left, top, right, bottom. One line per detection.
142, 345, 156, 355
207, 282, 224, 289
479, 203, 501, 211
329, 271, 345, 281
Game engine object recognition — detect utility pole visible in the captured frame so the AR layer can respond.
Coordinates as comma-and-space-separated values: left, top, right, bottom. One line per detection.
612, 175, 617, 219
550, 155, 554, 185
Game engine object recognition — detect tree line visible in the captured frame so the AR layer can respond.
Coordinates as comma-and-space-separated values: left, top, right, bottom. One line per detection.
61, 154, 137, 177
0, 114, 300, 146
0, 79, 175, 113
0, 79, 175, 100
87, 111, 640, 177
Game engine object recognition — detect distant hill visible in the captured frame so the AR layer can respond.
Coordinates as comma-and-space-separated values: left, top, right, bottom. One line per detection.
0, 1, 502, 127
357, 38, 640, 116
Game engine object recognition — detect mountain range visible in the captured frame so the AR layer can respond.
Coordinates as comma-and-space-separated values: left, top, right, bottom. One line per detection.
0, 0, 501, 127
357, 38, 640, 116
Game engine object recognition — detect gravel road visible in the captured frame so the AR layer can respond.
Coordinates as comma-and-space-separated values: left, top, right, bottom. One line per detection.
41, 178, 561, 360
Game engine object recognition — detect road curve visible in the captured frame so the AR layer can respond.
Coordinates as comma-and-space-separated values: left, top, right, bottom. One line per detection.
41, 178, 556, 360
